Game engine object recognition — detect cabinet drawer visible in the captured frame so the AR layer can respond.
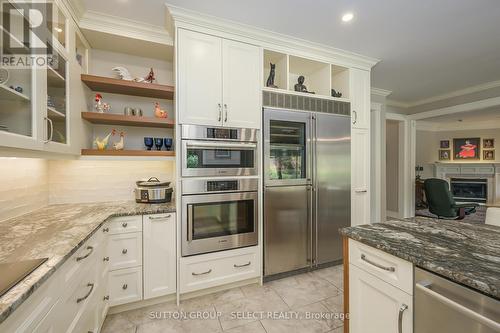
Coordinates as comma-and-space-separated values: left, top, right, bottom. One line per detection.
107, 232, 142, 271
108, 267, 143, 306
105, 215, 142, 234
349, 239, 413, 294
180, 247, 259, 293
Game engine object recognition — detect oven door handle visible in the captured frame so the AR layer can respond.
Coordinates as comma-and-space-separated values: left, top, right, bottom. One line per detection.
187, 205, 193, 243
186, 141, 257, 150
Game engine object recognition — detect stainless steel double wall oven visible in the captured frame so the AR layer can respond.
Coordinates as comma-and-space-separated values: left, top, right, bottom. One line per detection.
181, 125, 259, 256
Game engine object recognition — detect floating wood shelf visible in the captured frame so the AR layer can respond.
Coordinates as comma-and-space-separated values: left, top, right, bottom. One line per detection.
81, 112, 174, 128
81, 74, 174, 99
81, 149, 175, 157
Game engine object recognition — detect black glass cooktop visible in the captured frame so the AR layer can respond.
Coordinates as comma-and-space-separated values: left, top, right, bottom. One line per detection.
0, 258, 48, 298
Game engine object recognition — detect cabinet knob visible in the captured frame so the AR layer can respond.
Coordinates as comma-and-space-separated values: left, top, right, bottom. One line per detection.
122, 284, 128, 290
122, 249, 128, 254
122, 222, 128, 228
103, 295, 109, 301
102, 227, 109, 233
103, 256, 109, 262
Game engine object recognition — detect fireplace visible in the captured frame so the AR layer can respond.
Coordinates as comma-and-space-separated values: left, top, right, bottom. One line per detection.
450, 178, 488, 203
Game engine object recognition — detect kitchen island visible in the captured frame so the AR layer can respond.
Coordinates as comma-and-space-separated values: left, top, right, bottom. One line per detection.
340, 217, 500, 333
0, 201, 175, 324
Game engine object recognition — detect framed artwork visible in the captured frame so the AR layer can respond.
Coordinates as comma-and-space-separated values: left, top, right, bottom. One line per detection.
439, 149, 451, 160
453, 138, 480, 160
483, 138, 495, 149
440, 140, 450, 149
484, 150, 495, 160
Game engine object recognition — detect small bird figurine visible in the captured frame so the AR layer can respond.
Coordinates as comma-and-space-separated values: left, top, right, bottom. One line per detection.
113, 131, 125, 150
94, 129, 116, 150
154, 102, 168, 118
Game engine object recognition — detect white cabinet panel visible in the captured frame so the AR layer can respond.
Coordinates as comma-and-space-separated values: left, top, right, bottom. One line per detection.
105, 215, 143, 235
351, 128, 370, 226
349, 239, 413, 294
143, 213, 176, 299
178, 29, 223, 126
108, 232, 142, 271
350, 264, 413, 333
222, 39, 261, 129
108, 266, 143, 306
350, 68, 370, 129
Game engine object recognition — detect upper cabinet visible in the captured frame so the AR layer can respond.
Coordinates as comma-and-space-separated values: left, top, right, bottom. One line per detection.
350, 68, 370, 129
177, 29, 260, 129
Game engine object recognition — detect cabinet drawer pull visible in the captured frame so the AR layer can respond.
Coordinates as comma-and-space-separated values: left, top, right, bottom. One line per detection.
234, 261, 251, 268
122, 249, 128, 254
352, 110, 357, 124
149, 214, 171, 221
360, 254, 395, 272
398, 304, 408, 333
103, 256, 109, 262
76, 283, 94, 303
192, 269, 212, 276
355, 189, 367, 193
103, 227, 109, 233
224, 104, 228, 122
122, 284, 128, 290
76, 246, 94, 261
218, 103, 222, 121
122, 222, 128, 228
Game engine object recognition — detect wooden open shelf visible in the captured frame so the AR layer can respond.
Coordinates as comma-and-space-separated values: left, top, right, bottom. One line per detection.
81, 74, 174, 99
81, 112, 174, 128
81, 149, 175, 157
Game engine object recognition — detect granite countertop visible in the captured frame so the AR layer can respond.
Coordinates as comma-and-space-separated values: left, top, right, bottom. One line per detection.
340, 217, 500, 300
0, 201, 176, 324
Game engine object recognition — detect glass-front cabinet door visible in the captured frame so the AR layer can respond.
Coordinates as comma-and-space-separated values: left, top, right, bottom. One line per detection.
46, 47, 67, 145
264, 109, 311, 185
0, 2, 40, 150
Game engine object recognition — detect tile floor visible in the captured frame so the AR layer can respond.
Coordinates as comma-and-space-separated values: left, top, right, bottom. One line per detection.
102, 265, 344, 333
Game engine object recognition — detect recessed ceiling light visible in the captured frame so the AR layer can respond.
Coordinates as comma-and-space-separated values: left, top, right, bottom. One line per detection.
342, 12, 354, 22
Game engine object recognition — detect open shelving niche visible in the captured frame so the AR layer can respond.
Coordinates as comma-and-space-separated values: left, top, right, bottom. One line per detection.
80, 47, 175, 159
262, 49, 351, 102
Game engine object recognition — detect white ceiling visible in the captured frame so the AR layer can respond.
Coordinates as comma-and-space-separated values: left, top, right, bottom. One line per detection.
80, 0, 500, 104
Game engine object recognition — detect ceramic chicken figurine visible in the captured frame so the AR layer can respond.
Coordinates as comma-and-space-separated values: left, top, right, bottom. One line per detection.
113, 131, 125, 150
94, 129, 116, 150
94, 93, 110, 113
154, 102, 168, 118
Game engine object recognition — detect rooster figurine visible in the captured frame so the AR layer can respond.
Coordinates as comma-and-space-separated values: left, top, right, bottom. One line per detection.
94, 93, 111, 113
113, 131, 125, 150
154, 102, 168, 118
94, 129, 116, 150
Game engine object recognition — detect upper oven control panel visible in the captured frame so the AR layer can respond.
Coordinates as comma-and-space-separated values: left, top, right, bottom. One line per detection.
207, 180, 239, 192
206, 128, 238, 140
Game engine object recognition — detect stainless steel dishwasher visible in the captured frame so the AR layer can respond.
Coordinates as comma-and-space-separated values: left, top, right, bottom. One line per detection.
415, 267, 500, 333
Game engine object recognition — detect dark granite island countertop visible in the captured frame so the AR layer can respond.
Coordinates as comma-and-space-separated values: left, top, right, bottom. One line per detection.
340, 217, 500, 300
0, 201, 176, 324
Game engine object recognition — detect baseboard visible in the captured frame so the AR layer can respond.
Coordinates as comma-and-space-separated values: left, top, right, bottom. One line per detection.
108, 294, 177, 314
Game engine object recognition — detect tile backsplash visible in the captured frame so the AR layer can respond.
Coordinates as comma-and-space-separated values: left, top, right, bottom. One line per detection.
48, 160, 175, 204
0, 158, 49, 222
0, 158, 175, 222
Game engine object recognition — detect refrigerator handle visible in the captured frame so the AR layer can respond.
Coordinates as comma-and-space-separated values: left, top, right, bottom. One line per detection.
307, 184, 313, 264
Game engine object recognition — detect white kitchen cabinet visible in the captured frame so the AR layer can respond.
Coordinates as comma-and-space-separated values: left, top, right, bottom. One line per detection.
351, 128, 370, 226
350, 263, 413, 333
178, 29, 223, 127
108, 266, 143, 306
350, 68, 370, 129
143, 213, 176, 299
222, 39, 261, 128
177, 29, 261, 129
107, 232, 143, 271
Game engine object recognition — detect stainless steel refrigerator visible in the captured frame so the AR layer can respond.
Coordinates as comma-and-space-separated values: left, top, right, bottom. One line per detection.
263, 108, 351, 277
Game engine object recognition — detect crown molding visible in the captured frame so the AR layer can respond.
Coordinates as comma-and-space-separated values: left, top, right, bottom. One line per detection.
371, 87, 392, 97
386, 99, 412, 108
61, 0, 85, 23
80, 10, 173, 46
416, 119, 500, 132
408, 96, 500, 121
165, 4, 379, 70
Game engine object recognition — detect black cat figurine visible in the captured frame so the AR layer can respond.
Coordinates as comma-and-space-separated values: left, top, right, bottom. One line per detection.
266, 63, 278, 88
